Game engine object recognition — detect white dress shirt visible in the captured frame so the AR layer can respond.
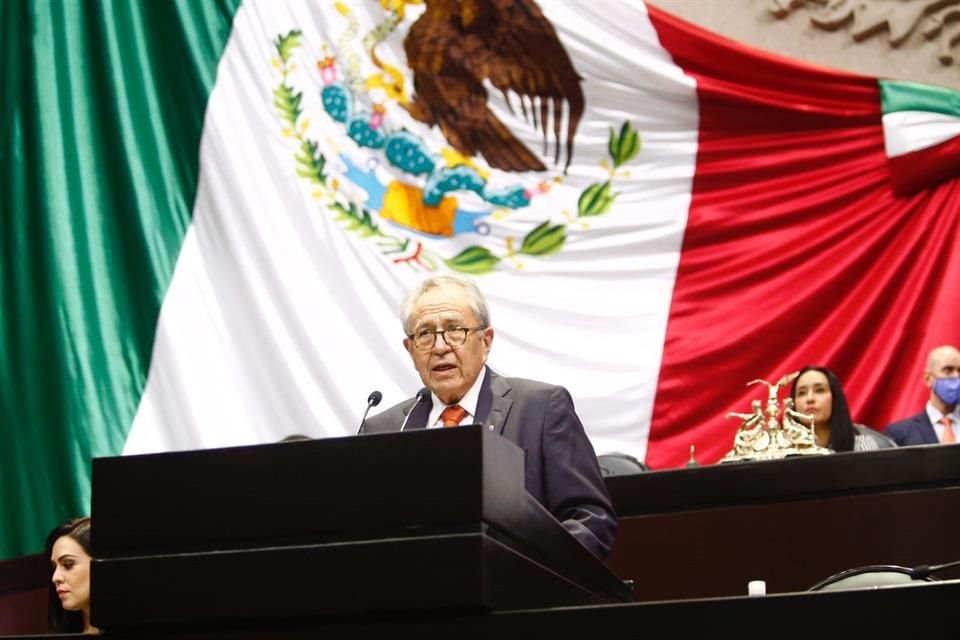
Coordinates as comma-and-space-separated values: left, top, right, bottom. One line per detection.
926, 402, 960, 443
426, 367, 488, 429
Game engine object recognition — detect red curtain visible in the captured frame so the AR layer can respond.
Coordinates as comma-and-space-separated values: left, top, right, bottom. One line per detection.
646, 5, 960, 468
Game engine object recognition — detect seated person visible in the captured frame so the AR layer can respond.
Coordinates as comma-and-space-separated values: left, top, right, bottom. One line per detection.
46, 516, 98, 634
790, 366, 889, 452
885, 345, 960, 446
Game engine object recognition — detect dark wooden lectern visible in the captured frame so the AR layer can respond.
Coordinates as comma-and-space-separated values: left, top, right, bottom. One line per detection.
90, 425, 631, 629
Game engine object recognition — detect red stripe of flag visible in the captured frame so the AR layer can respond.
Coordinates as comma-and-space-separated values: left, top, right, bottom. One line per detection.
888, 133, 960, 196
644, 5, 960, 468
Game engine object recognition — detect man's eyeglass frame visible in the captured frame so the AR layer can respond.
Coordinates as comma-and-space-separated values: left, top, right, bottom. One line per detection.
407, 326, 486, 350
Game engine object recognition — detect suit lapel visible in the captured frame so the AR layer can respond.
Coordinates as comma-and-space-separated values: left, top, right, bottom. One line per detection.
477, 368, 513, 434
402, 395, 432, 430
918, 414, 938, 444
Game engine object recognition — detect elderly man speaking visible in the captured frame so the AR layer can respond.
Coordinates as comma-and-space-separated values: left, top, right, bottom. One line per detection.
361, 275, 617, 558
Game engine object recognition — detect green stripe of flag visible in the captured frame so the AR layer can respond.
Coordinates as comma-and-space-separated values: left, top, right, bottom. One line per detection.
880, 79, 960, 118
0, 0, 241, 560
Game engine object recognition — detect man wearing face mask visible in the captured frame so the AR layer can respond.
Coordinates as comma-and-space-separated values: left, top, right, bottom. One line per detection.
885, 345, 960, 446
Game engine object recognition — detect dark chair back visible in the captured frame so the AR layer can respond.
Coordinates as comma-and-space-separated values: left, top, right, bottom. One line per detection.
855, 424, 897, 449
597, 453, 649, 477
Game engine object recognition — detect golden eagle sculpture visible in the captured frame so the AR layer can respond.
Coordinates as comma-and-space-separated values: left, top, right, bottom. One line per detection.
403, 0, 584, 173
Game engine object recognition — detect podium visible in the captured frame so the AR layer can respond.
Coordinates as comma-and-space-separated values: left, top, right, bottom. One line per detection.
90, 425, 631, 629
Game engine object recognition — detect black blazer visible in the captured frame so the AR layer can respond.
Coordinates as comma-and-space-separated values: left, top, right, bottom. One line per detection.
885, 411, 938, 446
362, 367, 618, 558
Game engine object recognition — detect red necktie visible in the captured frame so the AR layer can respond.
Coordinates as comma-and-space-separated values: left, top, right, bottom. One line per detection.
940, 416, 956, 444
440, 405, 468, 427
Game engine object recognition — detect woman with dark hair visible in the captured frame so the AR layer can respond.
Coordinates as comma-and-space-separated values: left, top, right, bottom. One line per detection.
790, 366, 884, 452
46, 516, 98, 634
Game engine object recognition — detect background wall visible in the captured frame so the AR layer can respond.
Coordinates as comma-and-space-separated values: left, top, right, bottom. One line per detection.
652, 0, 960, 90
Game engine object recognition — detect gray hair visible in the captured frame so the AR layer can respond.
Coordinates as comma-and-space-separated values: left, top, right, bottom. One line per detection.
400, 275, 491, 334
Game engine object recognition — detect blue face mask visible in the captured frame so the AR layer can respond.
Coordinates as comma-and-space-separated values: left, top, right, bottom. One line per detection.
933, 377, 960, 407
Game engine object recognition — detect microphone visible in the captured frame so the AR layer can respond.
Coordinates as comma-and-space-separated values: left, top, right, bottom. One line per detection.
356, 390, 382, 435
399, 388, 430, 432
910, 559, 960, 580
810, 559, 960, 591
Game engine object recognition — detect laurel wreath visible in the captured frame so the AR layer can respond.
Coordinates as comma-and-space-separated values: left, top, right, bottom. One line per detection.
271, 30, 640, 274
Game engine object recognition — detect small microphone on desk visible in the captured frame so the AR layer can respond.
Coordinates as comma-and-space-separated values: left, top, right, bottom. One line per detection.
399, 388, 430, 432
356, 390, 382, 435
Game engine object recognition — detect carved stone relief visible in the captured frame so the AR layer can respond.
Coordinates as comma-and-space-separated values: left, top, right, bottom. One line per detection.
770, 0, 960, 67
651, 0, 959, 89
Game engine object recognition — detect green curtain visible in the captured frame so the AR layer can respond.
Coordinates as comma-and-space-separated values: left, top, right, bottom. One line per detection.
0, 0, 241, 560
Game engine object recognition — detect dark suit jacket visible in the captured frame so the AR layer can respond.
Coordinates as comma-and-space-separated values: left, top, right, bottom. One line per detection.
885, 411, 938, 446
361, 368, 618, 558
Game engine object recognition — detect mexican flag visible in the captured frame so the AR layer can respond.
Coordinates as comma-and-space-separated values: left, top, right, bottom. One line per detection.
3, 0, 959, 561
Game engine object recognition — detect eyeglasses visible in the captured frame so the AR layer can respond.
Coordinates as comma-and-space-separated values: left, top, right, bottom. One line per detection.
407, 326, 485, 351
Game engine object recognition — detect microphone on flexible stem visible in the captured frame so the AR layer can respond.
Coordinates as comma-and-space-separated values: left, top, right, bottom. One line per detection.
399, 388, 430, 432
910, 559, 960, 579
356, 390, 382, 435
